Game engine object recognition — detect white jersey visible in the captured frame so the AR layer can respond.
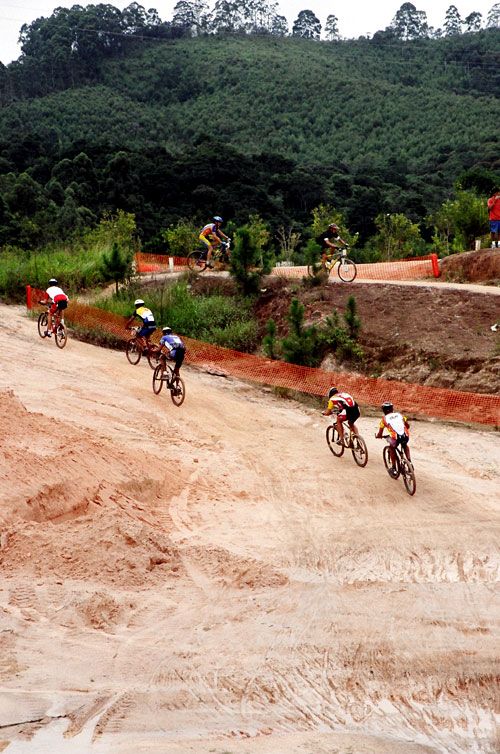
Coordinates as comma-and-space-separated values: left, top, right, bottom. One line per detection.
46, 285, 67, 300
384, 412, 406, 435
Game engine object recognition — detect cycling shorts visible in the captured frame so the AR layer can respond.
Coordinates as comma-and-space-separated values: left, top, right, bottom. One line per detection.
389, 433, 409, 449
138, 324, 156, 338
50, 297, 68, 315
199, 233, 218, 248
338, 403, 360, 424
490, 220, 500, 233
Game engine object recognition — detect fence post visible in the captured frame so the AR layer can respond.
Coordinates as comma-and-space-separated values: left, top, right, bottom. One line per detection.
169, 257, 174, 272
26, 285, 32, 310
431, 253, 440, 278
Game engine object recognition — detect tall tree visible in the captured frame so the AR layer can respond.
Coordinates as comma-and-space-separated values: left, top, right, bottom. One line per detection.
486, 2, 500, 27
463, 11, 482, 31
209, 0, 246, 33
172, 0, 209, 35
444, 5, 462, 35
269, 14, 288, 35
292, 10, 321, 39
324, 14, 340, 41
389, 3, 430, 40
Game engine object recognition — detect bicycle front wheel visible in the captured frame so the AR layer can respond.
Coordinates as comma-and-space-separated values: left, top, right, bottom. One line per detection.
126, 338, 141, 365
187, 250, 207, 272
55, 323, 67, 349
326, 425, 344, 457
351, 434, 368, 467
401, 460, 416, 496
147, 346, 161, 370
337, 257, 357, 282
37, 312, 48, 338
152, 363, 166, 394
170, 374, 186, 407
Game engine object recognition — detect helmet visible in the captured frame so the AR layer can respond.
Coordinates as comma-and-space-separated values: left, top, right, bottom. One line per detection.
213, 215, 223, 223
329, 223, 339, 231
48, 278, 58, 285
328, 387, 339, 400
162, 326, 172, 334
134, 299, 145, 307
382, 402, 394, 414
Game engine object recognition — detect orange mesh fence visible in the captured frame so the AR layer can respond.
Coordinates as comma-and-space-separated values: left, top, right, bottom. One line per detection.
26, 286, 499, 427
135, 253, 188, 273
134, 253, 440, 280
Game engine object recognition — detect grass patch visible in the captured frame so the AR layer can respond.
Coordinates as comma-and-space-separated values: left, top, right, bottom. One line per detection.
95, 280, 259, 351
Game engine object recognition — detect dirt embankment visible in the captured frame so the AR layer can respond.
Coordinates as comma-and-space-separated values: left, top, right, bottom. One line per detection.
440, 248, 500, 285
252, 277, 499, 394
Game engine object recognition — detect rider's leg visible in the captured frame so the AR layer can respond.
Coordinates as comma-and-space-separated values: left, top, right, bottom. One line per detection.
336, 416, 345, 444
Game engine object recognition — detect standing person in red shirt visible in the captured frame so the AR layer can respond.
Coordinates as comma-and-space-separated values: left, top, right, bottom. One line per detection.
487, 190, 500, 249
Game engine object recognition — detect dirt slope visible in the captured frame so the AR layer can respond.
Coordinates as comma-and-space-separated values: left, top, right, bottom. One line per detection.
0, 305, 498, 754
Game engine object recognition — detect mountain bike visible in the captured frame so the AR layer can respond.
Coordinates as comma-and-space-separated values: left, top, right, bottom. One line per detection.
380, 435, 416, 496
187, 239, 231, 273
37, 304, 67, 349
125, 327, 161, 369
326, 423, 368, 467
152, 362, 186, 406
307, 246, 357, 282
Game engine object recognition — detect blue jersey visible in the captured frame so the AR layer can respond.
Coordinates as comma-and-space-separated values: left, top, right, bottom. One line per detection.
160, 333, 185, 355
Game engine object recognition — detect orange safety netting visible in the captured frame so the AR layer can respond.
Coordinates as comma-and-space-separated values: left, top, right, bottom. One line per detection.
26, 286, 499, 427
134, 252, 440, 280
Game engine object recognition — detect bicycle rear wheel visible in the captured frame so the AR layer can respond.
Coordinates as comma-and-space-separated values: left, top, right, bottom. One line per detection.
337, 257, 357, 282
55, 323, 67, 349
37, 312, 48, 338
126, 338, 141, 365
351, 434, 368, 467
170, 374, 186, 407
383, 446, 400, 479
326, 425, 344, 457
401, 460, 416, 496
187, 250, 207, 272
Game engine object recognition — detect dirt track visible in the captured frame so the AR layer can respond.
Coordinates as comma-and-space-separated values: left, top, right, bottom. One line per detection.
0, 304, 499, 754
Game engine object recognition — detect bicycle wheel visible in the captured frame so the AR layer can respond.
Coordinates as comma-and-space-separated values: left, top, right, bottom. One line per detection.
383, 446, 400, 479
170, 374, 186, 407
351, 434, 368, 467
147, 346, 161, 370
126, 338, 141, 365
187, 250, 207, 272
152, 363, 166, 395
326, 425, 344, 457
401, 460, 416, 496
55, 323, 67, 349
37, 312, 48, 338
337, 257, 357, 283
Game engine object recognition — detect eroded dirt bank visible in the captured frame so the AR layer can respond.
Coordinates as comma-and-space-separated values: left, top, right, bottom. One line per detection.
0, 305, 498, 754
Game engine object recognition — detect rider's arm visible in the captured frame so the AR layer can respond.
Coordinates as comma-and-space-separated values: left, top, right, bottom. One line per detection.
375, 418, 385, 438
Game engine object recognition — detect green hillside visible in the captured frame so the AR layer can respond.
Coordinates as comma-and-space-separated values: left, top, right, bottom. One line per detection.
0, 23, 499, 251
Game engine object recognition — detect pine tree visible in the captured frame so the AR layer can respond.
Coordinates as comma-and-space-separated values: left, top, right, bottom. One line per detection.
324, 14, 340, 41
292, 10, 321, 39
101, 242, 132, 294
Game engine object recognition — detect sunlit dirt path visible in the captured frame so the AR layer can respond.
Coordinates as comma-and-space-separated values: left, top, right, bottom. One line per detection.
0, 305, 498, 754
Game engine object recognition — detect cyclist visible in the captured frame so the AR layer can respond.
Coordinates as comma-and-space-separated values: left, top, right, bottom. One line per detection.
40, 278, 69, 337
199, 216, 230, 268
322, 387, 360, 446
125, 299, 157, 349
316, 223, 348, 266
375, 402, 411, 478
159, 327, 186, 377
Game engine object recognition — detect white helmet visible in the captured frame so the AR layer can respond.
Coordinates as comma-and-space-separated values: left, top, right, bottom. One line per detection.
162, 326, 172, 334
134, 299, 145, 307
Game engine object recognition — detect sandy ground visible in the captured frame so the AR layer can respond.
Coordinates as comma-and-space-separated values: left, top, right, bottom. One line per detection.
0, 304, 499, 754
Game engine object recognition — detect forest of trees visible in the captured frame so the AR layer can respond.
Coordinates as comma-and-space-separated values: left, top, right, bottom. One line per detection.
0, 3, 498, 255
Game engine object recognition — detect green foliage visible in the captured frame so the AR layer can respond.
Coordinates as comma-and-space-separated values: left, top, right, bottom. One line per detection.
344, 296, 361, 339
96, 280, 259, 351
262, 318, 277, 359
0, 243, 109, 301
83, 210, 137, 253
373, 212, 422, 259
162, 218, 199, 256
230, 218, 273, 295
428, 189, 489, 252
279, 297, 363, 367
101, 242, 133, 294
